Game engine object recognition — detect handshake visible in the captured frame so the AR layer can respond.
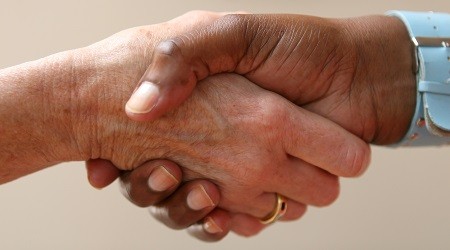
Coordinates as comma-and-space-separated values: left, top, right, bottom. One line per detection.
0, 11, 418, 241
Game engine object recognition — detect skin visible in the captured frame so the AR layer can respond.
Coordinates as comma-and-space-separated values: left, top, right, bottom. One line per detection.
126, 14, 416, 145
92, 12, 417, 239
0, 11, 369, 240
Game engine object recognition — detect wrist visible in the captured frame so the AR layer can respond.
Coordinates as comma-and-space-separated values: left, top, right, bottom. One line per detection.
0, 51, 86, 183
339, 16, 416, 144
39, 50, 101, 162
69, 43, 162, 168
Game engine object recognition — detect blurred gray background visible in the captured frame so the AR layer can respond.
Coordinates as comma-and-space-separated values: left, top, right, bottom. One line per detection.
0, 0, 449, 249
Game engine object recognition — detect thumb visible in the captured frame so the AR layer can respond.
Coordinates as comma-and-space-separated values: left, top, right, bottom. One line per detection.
125, 14, 255, 121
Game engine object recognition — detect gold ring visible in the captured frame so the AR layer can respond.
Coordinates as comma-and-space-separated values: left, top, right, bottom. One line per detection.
259, 193, 287, 225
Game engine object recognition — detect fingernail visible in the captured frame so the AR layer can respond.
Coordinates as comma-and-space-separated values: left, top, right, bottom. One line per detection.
125, 81, 159, 114
187, 185, 215, 211
203, 217, 223, 234
148, 166, 178, 192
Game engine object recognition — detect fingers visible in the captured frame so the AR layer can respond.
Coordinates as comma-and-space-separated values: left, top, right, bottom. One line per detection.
269, 159, 341, 207
120, 160, 182, 207
216, 187, 308, 223
85, 159, 121, 189
149, 180, 219, 229
144, 181, 306, 234
186, 201, 304, 241
122, 163, 306, 241
228, 200, 306, 237
187, 200, 306, 240
279, 200, 307, 221
117, 159, 230, 241
187, 209, 231, 242
85, 157, 309, 241
229, 213, 266, 237
125, 14, 254, 121
282, 104, 371, 177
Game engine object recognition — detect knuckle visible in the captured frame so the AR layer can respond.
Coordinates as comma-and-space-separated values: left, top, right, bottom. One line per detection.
123, 182, 157, 208
219, 13, 249, 29
216, 13, 258, 59
166, 209, 195, 229
257, 95, 288, 130
239, 94, 288, 148
149, 206, 187, 230
155, 39, 183, 57
228, 158, 273, 190
217, 14, 253, 39
127, 190, 150, 208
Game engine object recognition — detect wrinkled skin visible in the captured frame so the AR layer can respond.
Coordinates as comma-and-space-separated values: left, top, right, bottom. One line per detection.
0, 11, 375, 241
84, 13, 390, 240
68, 12, 370, 215
112, 12, 416, 240
128, 14, 416, 145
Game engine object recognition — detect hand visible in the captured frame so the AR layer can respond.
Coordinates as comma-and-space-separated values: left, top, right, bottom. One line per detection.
76, 12, 370, 239
69, 12, 369, 211
0, 10, 369, 240
80, 71, 369, 239
87, 159, 279, 240
78, 71, 367, 230
125, 14, 416, 145
86, 159, 235, 241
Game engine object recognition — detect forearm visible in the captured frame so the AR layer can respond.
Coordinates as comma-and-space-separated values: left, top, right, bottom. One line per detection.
0, 51, 88, 183
0, 23, 222, 183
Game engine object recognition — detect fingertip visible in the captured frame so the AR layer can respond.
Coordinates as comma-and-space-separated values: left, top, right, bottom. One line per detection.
203, 217, 224, 234
186, 181, 220, 211
279, 201, 307, 221
149, 180, 220, 230
120, 160, 183, 207
358, 142, 372, 176
147, 166, 179, 192
124, 81, 195, 122
85, 159, 120, 189
146, 159, 183, 185
230, 214, 266, 237
125, 81, 159, 115
342, 141, 372, 178
195, 181, 221, 206
187, 209, 231, 242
